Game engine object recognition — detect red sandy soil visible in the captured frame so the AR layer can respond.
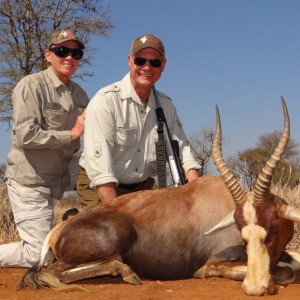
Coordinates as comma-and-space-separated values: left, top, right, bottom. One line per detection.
1, 267, 300, 300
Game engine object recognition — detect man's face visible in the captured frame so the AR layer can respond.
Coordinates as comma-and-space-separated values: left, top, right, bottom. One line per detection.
45, 40, 81, 84
128, 48, 166, 91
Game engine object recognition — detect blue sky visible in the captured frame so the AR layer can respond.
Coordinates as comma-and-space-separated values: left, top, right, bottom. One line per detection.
1, 0, 300, 167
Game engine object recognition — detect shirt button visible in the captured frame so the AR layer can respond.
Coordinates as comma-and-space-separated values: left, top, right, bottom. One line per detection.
141, 110, 144, 113
138, 149, 141, 152
135, 168, 138, 171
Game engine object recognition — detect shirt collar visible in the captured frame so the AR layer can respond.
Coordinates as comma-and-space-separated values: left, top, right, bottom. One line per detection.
119, 73, 156, 108
46, 67, 73, 89
119, 73, 138, 101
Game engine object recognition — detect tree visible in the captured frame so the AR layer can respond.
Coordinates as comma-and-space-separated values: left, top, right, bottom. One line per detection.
0, 163, 5, 184
227, 147, 271, 190
227, 132, 300, 190
189, 127, 215, 175
0, 0, 114, 122
257, 130, 299, 161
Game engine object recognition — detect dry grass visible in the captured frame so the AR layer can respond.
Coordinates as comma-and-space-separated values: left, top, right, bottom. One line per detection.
0, 184, 19, 243
0, 182, 299, 251
0, 184, 81, 244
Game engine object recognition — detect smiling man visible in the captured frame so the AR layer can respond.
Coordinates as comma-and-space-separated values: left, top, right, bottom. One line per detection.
1, 29, 89, 267
77, 34, 201, 207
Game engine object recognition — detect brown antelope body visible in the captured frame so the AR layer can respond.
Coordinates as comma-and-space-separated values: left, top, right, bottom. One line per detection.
18, 98, 300, 296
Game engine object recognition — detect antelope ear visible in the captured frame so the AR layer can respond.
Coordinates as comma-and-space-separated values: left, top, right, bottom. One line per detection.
204, 210, 236, 235
278, 204, 300, 223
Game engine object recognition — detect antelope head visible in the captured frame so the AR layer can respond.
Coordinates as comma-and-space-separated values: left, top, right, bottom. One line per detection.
210, 97, 300, 295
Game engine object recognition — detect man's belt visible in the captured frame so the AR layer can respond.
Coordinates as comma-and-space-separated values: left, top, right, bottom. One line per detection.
118, 181, 144, 190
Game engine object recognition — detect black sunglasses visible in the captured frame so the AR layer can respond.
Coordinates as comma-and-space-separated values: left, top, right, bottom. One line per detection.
49, 46, 84, 60
133, 57, 163, 68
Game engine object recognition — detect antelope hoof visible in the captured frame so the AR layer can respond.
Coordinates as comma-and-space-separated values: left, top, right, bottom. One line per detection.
122, 273, 141, 285
193, 265, 207, 278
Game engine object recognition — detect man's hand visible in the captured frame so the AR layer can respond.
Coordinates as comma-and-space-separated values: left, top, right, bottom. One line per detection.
186, 169, 200, 182
96, 182, 118, 204
70, 109, 86, 141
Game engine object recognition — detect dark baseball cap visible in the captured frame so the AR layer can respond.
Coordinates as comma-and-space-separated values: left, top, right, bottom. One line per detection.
130, 34, 165, 56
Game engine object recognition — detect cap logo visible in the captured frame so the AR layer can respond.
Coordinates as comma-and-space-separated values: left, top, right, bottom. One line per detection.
140, 36, 147, 44
62, 31, 68, 38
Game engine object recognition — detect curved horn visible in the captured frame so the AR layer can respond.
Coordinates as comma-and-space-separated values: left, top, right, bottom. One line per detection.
212, 105, 247, 205
254, 97, 290, 203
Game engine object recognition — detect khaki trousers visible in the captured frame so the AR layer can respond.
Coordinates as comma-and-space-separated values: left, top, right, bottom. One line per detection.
76, 168, 155, 208
0, 179, 56, 267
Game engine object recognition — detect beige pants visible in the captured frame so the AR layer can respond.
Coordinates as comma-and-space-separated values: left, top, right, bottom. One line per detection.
0, 179, 57, 267
76, 168, 155, 208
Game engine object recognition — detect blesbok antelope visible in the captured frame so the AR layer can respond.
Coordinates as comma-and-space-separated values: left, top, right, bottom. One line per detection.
18, 98, 300, 296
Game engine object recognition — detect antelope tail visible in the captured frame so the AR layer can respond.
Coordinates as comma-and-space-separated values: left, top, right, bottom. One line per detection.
18, 266, 87, 291
17, 229, 86, 291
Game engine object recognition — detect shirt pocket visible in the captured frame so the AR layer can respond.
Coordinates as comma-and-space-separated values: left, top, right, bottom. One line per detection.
114, 127, 138, 161
115, 127, 138, 146
45, 102, 68, 130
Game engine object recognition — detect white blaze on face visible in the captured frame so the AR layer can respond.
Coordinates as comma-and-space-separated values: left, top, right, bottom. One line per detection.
241, 200, 271, 296
243, 194, 257, 224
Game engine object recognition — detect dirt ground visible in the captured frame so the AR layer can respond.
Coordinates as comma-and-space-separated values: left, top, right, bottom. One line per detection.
1, 268, 300, 300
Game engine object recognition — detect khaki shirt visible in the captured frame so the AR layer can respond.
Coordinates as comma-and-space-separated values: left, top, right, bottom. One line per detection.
5, 67, 89, 198
81, 73, 200, 188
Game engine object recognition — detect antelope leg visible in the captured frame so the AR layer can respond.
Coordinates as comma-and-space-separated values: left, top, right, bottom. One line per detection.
60, 257, 141, 285
194, 261, 296, 285
193, 261, 247, 281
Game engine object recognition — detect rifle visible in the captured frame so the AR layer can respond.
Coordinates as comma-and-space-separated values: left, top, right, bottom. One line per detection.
153, 85, 186, 187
